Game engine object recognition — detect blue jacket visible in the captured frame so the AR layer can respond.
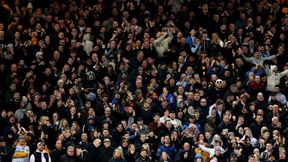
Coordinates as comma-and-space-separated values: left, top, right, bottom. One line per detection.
156, 144, 177, 160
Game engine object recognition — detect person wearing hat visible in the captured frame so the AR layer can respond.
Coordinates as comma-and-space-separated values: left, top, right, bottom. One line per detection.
12, 136, 30, 162
200, 29, 211, 52
82, 116, 96, 135
29, 141, 51, 162
194, 153, 204, 162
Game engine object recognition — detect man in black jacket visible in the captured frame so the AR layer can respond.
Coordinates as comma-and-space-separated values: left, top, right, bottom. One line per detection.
175, 142, 194, 162
99, 138, 114, 162
51, 140, 65, 162
75, 145, 90, 162
85, 138, 101, 162
60, 146, 77, 162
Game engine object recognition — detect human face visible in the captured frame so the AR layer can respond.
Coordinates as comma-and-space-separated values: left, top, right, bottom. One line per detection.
37, 143, 45, 151
114, 149, 121, 158
19, 139, 26, 145
104, 140, 111, 148
164, 136, 170, 144
67, 148, 74, 156
140, 150, 147, 158
1, 111, 7, 118
55, 140, 62, 149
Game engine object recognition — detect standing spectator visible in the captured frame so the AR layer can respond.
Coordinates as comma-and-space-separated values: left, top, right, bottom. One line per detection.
153, 29, 173, 58
12, 136, 30, 162
265, 65, 288, 92
29, 141, 51, 162
156, 135, 177, 160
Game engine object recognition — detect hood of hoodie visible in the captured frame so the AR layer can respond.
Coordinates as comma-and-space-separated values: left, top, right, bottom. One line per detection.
194, 153, 204, 161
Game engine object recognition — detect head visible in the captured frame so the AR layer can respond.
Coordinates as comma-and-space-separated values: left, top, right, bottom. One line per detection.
67, 146, 75, 157
37, 142, 45, 152
103, 138, 111, 148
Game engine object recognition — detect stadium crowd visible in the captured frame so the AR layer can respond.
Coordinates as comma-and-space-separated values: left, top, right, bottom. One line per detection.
0, 0, 288, 161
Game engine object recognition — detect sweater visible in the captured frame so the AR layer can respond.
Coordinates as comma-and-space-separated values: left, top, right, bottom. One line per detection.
265, 65, 288, 92
243, 55, 276, 66
153, 32, 173, 58
156, 144, 177, 160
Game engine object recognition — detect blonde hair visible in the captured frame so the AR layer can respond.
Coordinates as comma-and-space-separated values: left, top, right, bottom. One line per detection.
113, 147, 124, 159
39, 116, 49, 125
58, 118, 70, 132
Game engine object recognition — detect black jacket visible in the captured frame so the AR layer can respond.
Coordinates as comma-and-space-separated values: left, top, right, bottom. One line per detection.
60, 154, 77, 162
76, 150, 90, 162
51, 149, 65, 162
85, 143, 101, 162
99, 146, 114, 162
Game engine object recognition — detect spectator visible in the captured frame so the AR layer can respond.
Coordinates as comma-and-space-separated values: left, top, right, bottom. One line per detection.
75, 145, 90, 162
265, 65, 288, 92
109, 147, 127, 162
175, 142, 194, 162
29, 141, 51, 162
99, 138, 114, 162
50, 140, 65, 162
156, 135, 177, 160
153, 28, 174, 58
135, 149, 152, 162
60, 146, 76, 162
12, 136, 30, 162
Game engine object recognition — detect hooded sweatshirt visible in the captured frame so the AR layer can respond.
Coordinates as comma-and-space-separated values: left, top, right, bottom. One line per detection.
194, 153, 204, 162
265, 65, 288, 92
153, 32, 173, 58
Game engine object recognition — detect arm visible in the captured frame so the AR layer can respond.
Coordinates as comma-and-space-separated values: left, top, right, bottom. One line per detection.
198, 144, 214, 156
156, 146, 162, 159
128, 131, 139, 141
191, 44, 200, 53
279, 70, 288, 78
263, 54, 276, 61
153, 34, 166, 46
166, 31, 174, 44
242, 56, 254, 63
264, 64, 272, 76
